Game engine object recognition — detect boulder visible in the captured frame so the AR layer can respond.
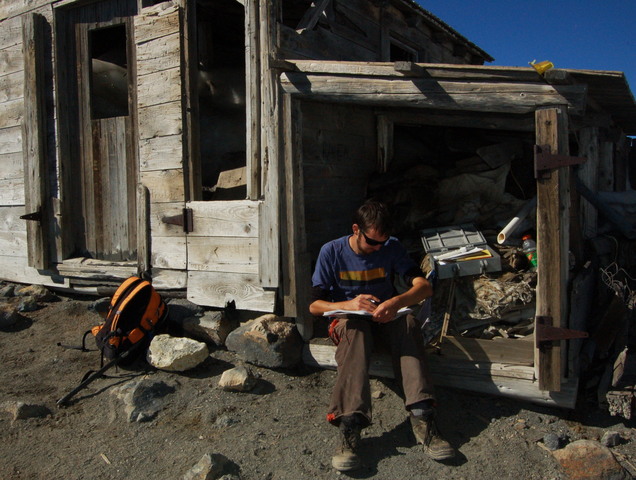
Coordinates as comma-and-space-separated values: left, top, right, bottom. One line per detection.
218, 365, 257, 392
1, 401, 52, 421
552, 439, 631, 480
182, 311, 237, 347
112, 378, 176, 423
183, 453, 230, 480
224, 315, 302, 368
0, 303, 18, 328
15, 285, 57, 302
147, 335, 209, 372
17, 297, 39, 313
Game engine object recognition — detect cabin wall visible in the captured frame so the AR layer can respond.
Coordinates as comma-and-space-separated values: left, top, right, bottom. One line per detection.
279, 0, 479, 64
300, 100, 377, 259
0, 7, 67, 287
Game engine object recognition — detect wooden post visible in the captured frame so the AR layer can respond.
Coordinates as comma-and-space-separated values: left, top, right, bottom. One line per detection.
258, 0, 281, 289
136, 184, 150, 276
245, 0, 261, 199
577, 127, 600, 239
535, 106, 570, 392
22, 13, 50, 270
282, 95, 313, 339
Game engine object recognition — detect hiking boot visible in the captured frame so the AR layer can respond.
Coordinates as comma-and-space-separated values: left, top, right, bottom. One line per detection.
332, 415, 362, 471
409, 413, 455, 461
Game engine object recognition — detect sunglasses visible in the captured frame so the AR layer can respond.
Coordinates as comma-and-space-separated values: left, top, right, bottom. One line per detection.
361, 231, 387, 246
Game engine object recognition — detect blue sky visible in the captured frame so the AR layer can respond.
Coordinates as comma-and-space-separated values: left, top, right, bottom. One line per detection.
417, 1, 636, 91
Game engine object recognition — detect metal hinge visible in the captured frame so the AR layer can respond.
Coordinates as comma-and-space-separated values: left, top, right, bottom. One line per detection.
161, 207, 193, 233
20, 209, 42, 222
535, 316, 588, 351
534, 145, 586, 179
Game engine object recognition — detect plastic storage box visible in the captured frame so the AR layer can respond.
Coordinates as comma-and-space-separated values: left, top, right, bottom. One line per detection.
420, 224, 501, 279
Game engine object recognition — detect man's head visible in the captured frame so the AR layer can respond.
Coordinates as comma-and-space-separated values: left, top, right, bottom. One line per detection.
351, 200, 392, 254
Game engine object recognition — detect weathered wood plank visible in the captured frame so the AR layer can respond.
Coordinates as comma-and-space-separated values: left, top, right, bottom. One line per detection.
187, 236, 258, 273
57, 258, 137, 280
0, 206, 26, 232
137, 184, 150, 275
137, 67, 182, 108
151, 236, 187, 270
535, 107, 570, 392
149, 201, 187, 237
577, 127, 599, 239
136, 32, 181, 76
187, 200, 259, 237
0, 97, 23, 129
0, 17, 23, 49
141, 169, 185, 203
0, 125, 22, 154
0, 231, 26, 257
0, 254, 68, 288
303, 343, 577, 408
187, 270, 276, 312
258, 0, 280, 289
281, 73, 583, 114
0, 177, 24, 205
0, 151, 23, 179
441, 335, 534, 366
150, 267, 187, 290
245, 0, 261, 199
22, 12, 49, 269
0, 71, 24, 103
0, 43, 24, 76
134, 4, 180, 43
139, 134, 183, 171
138, 102, 182, 139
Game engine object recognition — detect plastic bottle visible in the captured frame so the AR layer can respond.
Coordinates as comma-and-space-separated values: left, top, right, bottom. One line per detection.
522, 234, 537, 271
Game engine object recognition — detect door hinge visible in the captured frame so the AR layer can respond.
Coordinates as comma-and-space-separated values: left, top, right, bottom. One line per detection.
534, 145, 586, 179
20, 209, 42, 222
161, 207, 193, 233
535, 315, 588, 351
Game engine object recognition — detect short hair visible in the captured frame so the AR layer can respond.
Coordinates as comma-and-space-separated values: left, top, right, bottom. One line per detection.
353, 199, 392, 236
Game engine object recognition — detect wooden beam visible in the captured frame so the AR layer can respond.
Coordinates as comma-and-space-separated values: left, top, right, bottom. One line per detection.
258, 0, 281, 289
21, 13, 50, 270
281, 95, 312, 337
535, 107, 571, 392
245, 0, 261, 199
280, 73, 584, 114
303, 343, 577, 408
296, 0, 331, 33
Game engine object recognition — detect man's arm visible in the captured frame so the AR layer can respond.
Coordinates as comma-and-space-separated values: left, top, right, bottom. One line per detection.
309, 288, 381, 316
372, 276, 432, 324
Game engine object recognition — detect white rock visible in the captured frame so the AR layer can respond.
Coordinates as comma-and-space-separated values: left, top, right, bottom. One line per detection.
147, 335, 209, 372
218, 366, 257, 392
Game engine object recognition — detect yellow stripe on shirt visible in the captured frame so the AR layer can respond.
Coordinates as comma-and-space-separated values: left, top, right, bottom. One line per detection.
339, 268, 386, 282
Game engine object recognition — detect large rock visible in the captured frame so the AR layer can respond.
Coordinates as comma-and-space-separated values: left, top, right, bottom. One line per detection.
552, 439, 631, 480
224, 314, 302, 368
183, 453, 230, 480
0, 303, 18, 328
112, 378, 176, 423
147, 335, 209, 372
218, 365, 257, 392
182, 311, 237, 347
15, 285, 57, 302
1, 401, 51, 421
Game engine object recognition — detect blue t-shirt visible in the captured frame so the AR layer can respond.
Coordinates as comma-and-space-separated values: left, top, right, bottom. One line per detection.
311, 235, 419, 303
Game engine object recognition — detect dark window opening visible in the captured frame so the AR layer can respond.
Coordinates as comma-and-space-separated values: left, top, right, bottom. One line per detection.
89, 25, 129, 119
281, 0, 314, 29
197, 0, 247, 201
390, 40, 417, 62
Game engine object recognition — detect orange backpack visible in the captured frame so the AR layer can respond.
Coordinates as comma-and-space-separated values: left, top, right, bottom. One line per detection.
92, 276, 168, 364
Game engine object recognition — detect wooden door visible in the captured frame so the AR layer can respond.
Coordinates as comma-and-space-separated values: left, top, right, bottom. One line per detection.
56, 0, 138, 261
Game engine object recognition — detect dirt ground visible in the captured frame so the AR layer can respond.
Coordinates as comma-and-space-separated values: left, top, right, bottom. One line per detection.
1, 289, 635, 480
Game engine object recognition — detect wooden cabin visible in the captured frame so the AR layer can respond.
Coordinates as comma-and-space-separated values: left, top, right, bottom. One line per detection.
2, 0, 635, 408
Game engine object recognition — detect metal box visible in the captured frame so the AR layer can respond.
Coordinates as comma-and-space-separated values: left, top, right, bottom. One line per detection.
420, 224, 501, 279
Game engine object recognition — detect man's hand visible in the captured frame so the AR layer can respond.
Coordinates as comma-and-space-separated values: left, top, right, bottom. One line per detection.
371, 297, 400, 323
347, 294, 381, 314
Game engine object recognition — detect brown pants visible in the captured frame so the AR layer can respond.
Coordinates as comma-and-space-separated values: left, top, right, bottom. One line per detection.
327, 314, 435, 427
